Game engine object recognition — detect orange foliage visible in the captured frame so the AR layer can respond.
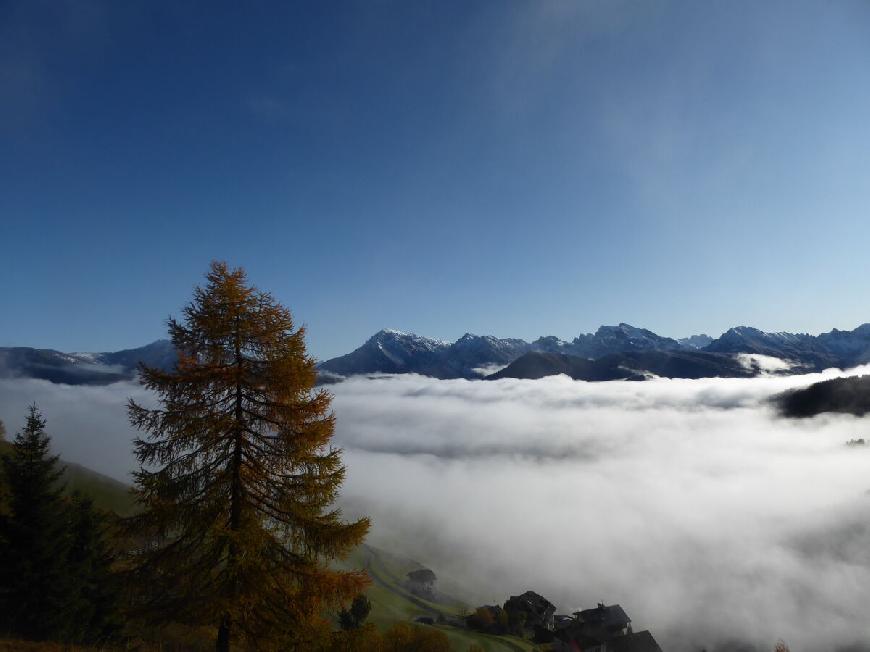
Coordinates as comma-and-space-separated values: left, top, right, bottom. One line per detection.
124, 262, 370, 650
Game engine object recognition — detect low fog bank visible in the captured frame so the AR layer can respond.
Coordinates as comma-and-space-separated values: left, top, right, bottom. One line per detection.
0, 378, 152, 481
3, 368, 870, 649
330, 368, 870, 651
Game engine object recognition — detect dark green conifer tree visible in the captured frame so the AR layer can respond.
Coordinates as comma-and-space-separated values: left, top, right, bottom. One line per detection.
0, 418, 8, 515
65, 492, 121, 644
0, 405, 72, 640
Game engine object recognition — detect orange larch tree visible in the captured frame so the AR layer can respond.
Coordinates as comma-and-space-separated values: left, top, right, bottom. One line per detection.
125, 261, 369, 651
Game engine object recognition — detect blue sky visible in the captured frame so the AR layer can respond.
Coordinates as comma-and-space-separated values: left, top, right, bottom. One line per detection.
2, 1, 870, 359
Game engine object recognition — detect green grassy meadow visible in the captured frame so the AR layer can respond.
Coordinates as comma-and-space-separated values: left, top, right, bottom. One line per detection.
341, 544, 539, 652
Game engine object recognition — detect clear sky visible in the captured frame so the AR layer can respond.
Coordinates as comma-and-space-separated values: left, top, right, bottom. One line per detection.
2, 1, 870, 360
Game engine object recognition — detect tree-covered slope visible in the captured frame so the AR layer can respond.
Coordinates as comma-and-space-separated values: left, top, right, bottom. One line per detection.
773, 375, 870, 418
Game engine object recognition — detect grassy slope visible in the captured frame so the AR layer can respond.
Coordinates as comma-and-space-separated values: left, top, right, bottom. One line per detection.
0, 440, 136, 515
61, 461, 136, 515
340, 543, 538, 652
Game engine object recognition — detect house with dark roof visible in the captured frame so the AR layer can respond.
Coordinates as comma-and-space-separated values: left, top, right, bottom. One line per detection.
610, 630, 664, 652
504, 590, 556, 635
406, 568, 437, 597
575, 603, 632, 639
552, 603, 663, 652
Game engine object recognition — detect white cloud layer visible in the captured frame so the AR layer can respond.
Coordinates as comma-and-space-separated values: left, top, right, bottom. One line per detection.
0, 378, 152, 481
330, 369, 870, 651
736, 353, 796, 375
3, 368, 870, 650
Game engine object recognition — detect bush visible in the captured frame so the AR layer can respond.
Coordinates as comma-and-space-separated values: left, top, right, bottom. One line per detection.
339, 595, 372, 630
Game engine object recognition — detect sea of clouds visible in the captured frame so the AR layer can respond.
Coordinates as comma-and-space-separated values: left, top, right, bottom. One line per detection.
2, 367, 870, 650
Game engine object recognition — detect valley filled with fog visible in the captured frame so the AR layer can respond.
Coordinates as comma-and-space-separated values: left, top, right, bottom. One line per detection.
2, 367, 870, 651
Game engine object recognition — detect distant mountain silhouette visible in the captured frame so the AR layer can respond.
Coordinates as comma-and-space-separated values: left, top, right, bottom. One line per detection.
678, 334, 713, 349
488, 350, 754, 381
0, 340, 176, 385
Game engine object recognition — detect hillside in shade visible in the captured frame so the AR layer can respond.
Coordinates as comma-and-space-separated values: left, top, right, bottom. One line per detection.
487, 349, 754, 381
773, 375, 870, 418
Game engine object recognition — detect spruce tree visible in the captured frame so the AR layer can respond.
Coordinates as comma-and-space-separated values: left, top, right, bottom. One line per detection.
125, 261, 370, 651
0, 405, 72, 640
66, 492, 121, 644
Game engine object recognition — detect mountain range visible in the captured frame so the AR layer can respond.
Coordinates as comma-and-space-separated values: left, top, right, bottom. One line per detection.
4, 323, 870, 385
318, 323, 870, 382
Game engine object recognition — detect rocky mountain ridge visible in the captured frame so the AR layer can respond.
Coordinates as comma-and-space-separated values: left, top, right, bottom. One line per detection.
319, 322, 870, 381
